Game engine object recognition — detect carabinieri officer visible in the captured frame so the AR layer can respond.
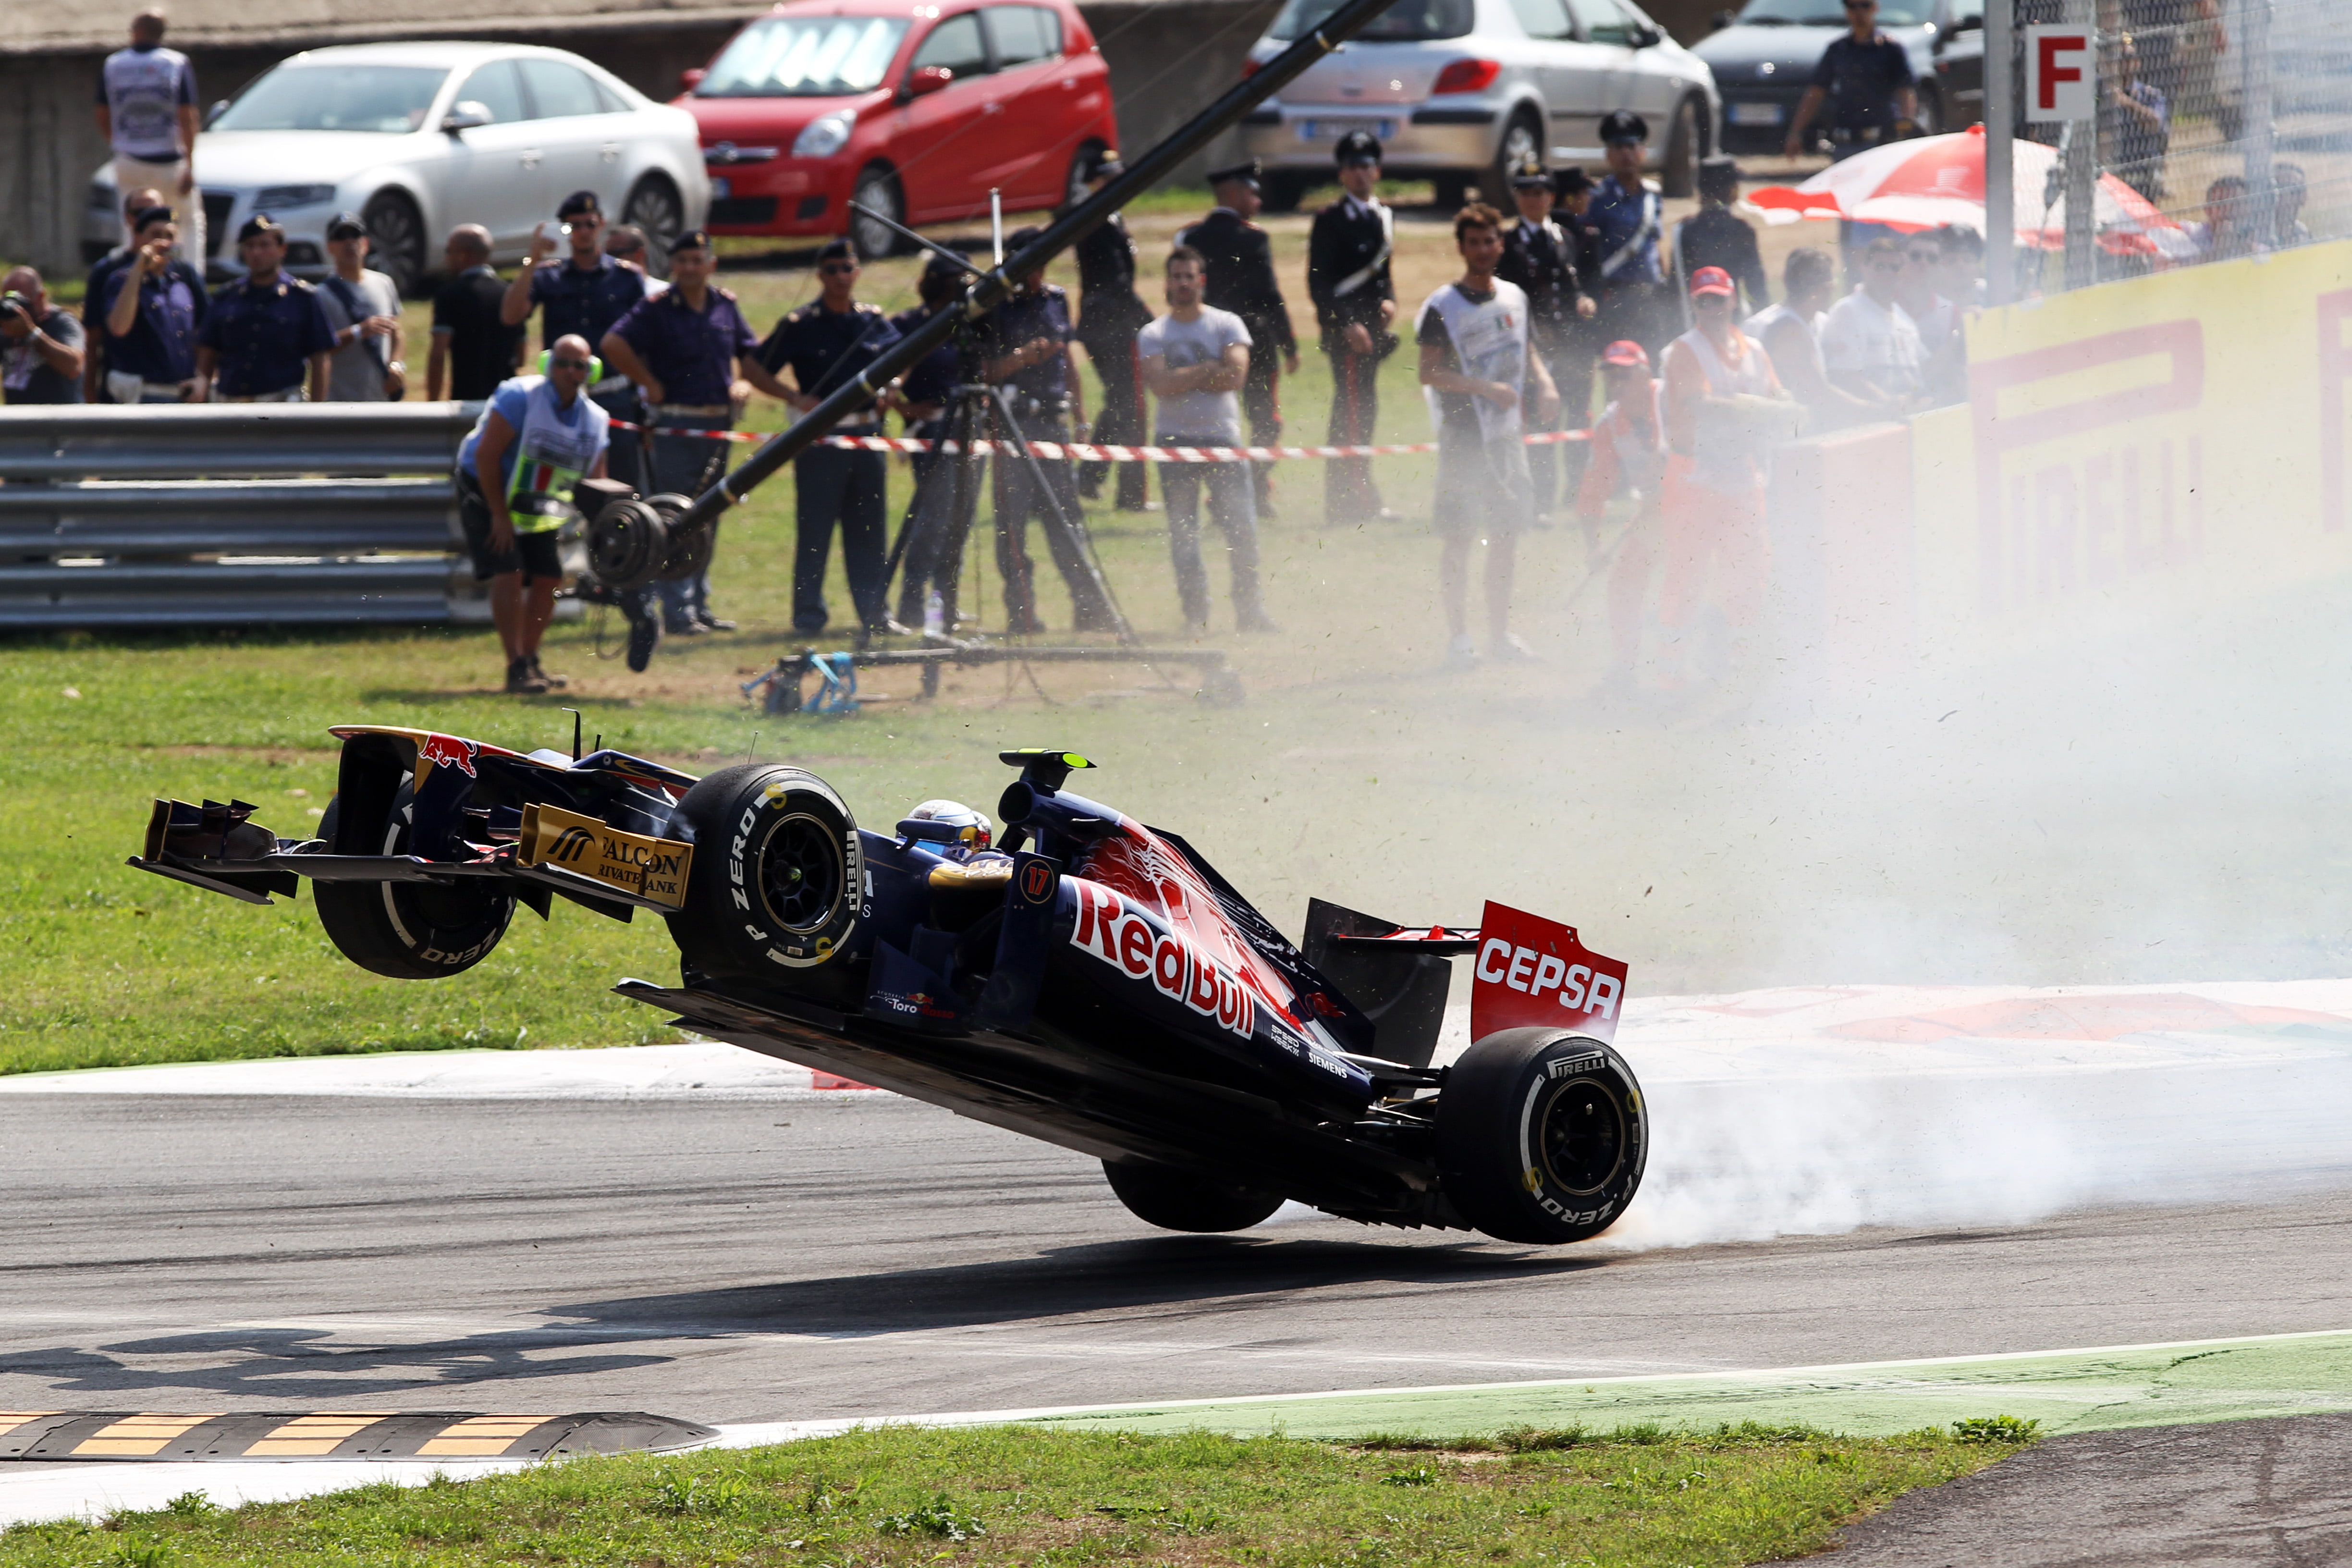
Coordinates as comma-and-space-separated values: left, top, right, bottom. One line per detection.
1072, 149, 1153, 513
760, 237, 904, 640
1498, 158, 1594, 519
502, 190, 653, 491
1306, 130, 1397, 525
1585, 111, 1669, 362
600, 228, 796, 668
1179, 159, 1298, 516
195, 214, 333, 402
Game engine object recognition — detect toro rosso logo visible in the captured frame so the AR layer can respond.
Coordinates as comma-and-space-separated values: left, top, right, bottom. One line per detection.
417, 733, 478, 778
1068, 879, 1254, 1039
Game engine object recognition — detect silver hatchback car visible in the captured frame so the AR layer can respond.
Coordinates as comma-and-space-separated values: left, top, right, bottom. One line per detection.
1236, 0, 1721, 207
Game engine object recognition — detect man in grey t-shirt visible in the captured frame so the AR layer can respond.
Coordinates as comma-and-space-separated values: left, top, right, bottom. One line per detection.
315, 212, 404, 402
1137, 245, 1272, 633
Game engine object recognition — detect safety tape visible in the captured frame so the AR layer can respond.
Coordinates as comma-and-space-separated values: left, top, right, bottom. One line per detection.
608, 419, 1591, 463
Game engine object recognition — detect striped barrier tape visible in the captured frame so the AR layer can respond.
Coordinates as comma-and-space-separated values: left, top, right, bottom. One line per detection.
609, 419, 1591, 464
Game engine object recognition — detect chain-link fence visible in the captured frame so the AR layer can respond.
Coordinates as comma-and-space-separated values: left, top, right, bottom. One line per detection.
2009, 0, 2348, 288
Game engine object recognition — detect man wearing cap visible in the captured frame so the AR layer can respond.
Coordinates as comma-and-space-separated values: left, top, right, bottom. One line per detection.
83, 185, 167, 401
1671, 157, 1767, 318
602, 229, 797, 663
1307, 130, 1398, 526
316, 213, 404, 402
1178, 160, 1298, 516
99, 206, 206, 403
1417, 202, 1557, 666
760, 238, 905, 640
1498, 159, 1595, 523
457, 333, 611, 695
1072, 150, 1153, 513
1549, 166, 1606, 474
503, 192, 651, 489
1784, 0, 1916, 162
1658, 264, 1793, 685
195, 216, 333, 402
979, 227, 1116, 635
1587, 111, 1670, 362
97, 11, 205, 269
890, 251, 977, 635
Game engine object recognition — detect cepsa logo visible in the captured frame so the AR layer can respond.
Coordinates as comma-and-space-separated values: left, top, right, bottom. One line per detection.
416, 733, 478, 778
1470, 900, 1630, 1045
1068, 879, 1254, 1039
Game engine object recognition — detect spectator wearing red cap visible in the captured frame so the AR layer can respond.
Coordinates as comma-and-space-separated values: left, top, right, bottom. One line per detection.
1577, 341, 1667, 693
1658, 265, 1794, 686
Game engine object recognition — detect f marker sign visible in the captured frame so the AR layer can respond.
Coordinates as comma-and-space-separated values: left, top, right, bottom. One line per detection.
2025, 25, 2094, 122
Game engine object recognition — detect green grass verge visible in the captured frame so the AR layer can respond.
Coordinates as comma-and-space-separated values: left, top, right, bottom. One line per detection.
0, 1421, 2038, 1567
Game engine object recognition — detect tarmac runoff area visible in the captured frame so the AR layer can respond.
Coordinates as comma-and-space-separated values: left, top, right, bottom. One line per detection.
2, 978, 2351, 1549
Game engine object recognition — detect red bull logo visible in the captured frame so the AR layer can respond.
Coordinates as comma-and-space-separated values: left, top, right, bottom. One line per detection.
1068, 879, 1254, 1040
416, 733, 478, 778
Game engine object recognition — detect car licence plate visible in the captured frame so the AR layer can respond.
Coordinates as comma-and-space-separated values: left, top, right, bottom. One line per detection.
1729, 100, 1782, 126
710, 176, 732, 200
1299, 118, 1396, 141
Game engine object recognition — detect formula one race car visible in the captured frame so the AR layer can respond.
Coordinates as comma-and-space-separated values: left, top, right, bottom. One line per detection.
131, 728, 1645, 1245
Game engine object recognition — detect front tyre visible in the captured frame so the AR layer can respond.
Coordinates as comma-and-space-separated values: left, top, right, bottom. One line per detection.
312, 791, 514, 980
1660, 96, 1704, 199
1103, 1161, 1285, 1232
1437, 1029, 1646, 1245
850, 165, 905, 259
667, 763, 863, 995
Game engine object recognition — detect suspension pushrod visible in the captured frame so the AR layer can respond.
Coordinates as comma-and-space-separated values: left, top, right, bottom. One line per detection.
674, 0, 1404, 531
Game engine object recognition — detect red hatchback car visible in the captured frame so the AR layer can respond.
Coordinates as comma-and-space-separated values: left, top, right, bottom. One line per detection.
680, 0, 1121, 260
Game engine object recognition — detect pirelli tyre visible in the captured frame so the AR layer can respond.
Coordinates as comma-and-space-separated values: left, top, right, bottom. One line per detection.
1102, 1160, 1285, 1233
669, 763, 864, 993
312, 790, 514, 980
1436, 1028, 1646, 1245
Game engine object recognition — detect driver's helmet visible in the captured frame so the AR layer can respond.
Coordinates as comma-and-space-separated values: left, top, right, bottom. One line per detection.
906, 798, 993, 860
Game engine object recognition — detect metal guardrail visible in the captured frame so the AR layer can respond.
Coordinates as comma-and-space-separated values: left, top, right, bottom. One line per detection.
0, 403, 478, 630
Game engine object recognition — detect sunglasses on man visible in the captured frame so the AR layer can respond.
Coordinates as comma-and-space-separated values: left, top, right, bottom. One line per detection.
820, 261, 858, 276
550, 356, 595, 371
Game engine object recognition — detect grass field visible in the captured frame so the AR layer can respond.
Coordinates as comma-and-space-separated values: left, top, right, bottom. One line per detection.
0, 1421, 2037, 1568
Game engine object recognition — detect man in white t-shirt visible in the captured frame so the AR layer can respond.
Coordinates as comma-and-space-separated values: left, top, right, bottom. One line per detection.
1817, 234, 1923, 405
1139, 245, 1272, 634
1746, 245, 1884, 432
97, 11, 205, 269
316, 213, 405, 402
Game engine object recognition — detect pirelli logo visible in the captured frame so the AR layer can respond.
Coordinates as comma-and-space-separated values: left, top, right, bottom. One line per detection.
518, 804, 694, 911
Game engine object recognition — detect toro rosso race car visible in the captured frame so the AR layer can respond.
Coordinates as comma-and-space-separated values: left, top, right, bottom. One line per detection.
131, 729, 1645, 1245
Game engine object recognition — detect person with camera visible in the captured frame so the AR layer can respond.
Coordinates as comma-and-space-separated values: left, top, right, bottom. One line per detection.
890, 251, 976, 635
99, 206, 205, 403
503, 192, 648, 485
0, 269, 86, 405
83, 184, 167, 402
1307, 131, 1399, 527
457, 334, 612, 695
317, 213, 404, 402
196, 215, 334, 403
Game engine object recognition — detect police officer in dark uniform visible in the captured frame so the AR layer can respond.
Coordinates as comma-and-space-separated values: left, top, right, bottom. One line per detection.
1586, 111, 1671, 363
601, 229, 797, 668
979, 226, 1115, 635
1671, 156, 1769, 317
502, 190, 654, 492
1178, 159, 1298, 516
1783, 0, 1917, 162
1071, 149, 1152, 513
195, 214, 334, 402
1306, 130, 1398, 526
890, 251, 974, 632
1498, 159, 1593, 518
760, 238, 904, 639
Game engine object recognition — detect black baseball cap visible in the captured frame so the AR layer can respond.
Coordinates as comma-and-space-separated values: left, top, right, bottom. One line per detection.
668, 228, 712, 256
133, 205, 177, 234
1334, 130, 1382, 167
1555, 166, 1594, 196
1206, 158, 1261, 190
557, 189, 602, 220
236, 213, 284, 244
325, 211, 368, 240
1599, 109, 1648, 145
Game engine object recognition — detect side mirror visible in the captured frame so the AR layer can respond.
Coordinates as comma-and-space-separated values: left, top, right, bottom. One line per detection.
441, 100, 493, 133
1631, 23, 1663, 47
681, 67, 707, 92
905, 65, 955, 98
1709, 9, 1736, 30
203, 98, 231, 129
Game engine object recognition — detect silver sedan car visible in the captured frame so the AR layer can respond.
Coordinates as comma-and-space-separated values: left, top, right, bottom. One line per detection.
1237, 0, 1721, 207
85, 41, 710, 294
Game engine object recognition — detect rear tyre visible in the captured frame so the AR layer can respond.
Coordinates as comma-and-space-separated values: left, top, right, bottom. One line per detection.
1437, 1028, 1646, 1245
622, 176, 686, 277
362, 191, 426, 297
1064, 141, 1105, 211
850, 165, 905, 259
312, 790, 514, 980
1433, 171, 1473, 211
1490, 108, 1544, 208
667, 763, 864, 993
1660, 96, 1704, 199
1102, 1161, 1285, 1232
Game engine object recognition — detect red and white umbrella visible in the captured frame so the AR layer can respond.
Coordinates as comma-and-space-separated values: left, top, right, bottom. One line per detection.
1748, 125, 2193, 260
